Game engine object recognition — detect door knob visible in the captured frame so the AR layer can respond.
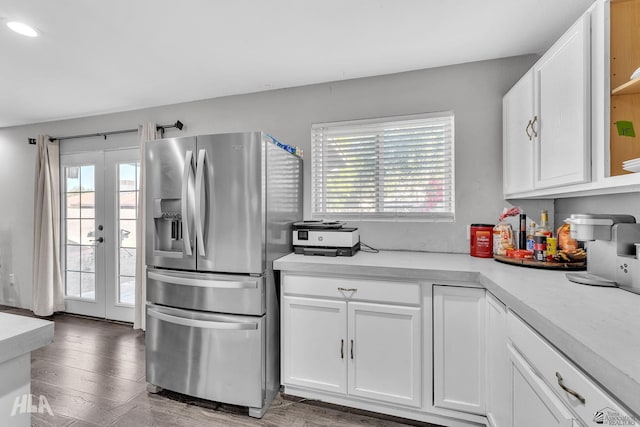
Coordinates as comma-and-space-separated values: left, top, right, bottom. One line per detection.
91, 237, 104, 243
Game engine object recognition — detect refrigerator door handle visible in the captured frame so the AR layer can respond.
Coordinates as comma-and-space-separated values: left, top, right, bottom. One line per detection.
195, 148, 207, 257
148, 270, 259, 289
147, 306, 258, 330
181, 150, 194, 256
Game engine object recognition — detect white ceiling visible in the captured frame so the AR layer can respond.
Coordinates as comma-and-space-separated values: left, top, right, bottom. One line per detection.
1, 0, 595, 128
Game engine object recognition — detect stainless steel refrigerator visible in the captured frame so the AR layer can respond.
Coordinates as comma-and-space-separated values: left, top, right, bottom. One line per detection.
144, 132, 302, 418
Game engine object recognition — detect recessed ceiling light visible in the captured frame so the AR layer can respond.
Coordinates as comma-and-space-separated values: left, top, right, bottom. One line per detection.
7, 21, 38, 37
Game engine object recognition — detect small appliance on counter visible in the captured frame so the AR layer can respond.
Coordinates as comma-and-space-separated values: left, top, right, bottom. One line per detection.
293, 220, 360, 256
564, 214, 640, 294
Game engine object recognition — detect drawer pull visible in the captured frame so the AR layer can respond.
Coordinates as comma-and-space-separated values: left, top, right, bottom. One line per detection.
525, 119, 533, 140
340, 339, 344, 359
350, 339, 354, 359
555, 372, 586, 404
338, 287, 357, 292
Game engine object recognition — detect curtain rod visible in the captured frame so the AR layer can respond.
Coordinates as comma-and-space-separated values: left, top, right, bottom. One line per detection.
27, 120, 184, 144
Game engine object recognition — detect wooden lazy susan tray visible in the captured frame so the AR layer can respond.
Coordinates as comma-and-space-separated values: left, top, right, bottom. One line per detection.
493, 254, 586, 271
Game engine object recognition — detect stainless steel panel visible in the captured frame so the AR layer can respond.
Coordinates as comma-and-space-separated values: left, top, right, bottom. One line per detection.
146, 268, 265, 315
263, 268, 281, 415
146, 304, 265, 408
145, 137, 197, 270
196, 132, 265, 274
265, 138, 303, 266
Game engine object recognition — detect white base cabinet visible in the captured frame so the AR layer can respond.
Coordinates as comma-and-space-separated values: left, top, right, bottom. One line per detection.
281, 275, 422, 409
509, 344, 578, 427
277, 255, 637, 427
433, 285, 486, 415
347, 302, 421, 406
485, 293, 509, 427
508, 311, 635, 427
282, 296, 347, 394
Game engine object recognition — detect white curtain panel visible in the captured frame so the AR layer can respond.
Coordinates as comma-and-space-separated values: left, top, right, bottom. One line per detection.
133, 123, 162, 330
32, 135, 65, 316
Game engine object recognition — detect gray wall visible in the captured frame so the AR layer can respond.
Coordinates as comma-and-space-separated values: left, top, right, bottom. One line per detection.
0, 55, 537, 308
555, 193, 640, 229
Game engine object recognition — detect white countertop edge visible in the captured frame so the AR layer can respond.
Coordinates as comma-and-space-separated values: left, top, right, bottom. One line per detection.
0, 313, 54, 364
274, 251, 640, 416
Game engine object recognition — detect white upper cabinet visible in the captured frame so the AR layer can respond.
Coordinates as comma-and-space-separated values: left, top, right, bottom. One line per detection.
503, 70, 535, 194
503, 11, 591, 197
533, 12, 591, 189
504, 0, 640, 199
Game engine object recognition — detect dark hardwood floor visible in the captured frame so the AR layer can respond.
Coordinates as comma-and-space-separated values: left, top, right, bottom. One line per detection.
0, 306, 437, 427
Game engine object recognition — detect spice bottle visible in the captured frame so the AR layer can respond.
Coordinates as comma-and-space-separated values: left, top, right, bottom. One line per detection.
526, 221, 536, 251
535, 210, 553, 237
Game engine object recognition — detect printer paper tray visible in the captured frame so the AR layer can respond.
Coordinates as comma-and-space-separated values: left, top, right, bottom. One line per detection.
294, 243, 360, 257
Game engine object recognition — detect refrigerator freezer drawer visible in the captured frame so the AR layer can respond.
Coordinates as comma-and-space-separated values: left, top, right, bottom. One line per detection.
146, 304, 265, 408
147, 268, 265, 315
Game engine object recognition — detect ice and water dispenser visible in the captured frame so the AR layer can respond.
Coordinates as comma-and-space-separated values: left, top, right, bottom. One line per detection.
152, 198, 187, 255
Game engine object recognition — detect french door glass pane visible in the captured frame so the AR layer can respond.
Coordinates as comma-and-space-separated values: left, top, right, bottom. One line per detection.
81, 246, 95, 273
117, 162, 139, 306
80, 192, 95, 219
80, 219, 95, 245
119, 248, 136, 276
119, 220, 137, 247
66, 167, 80, 190
81, 272, 95, 299
119, 276, 136, 305
66, 219, 80, 243
66, 245, 81, 271
119, 192, 137, 219
119, 163, 137, 190
80, 166, 95, 191
66, 271, 80, 298
64, 164, 96, 301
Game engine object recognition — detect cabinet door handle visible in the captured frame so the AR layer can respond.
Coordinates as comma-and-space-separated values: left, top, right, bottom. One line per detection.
350, 339, 354, 359
340, 339, 344, 359
555, 372, 586, 404
338, 287, 357, 292
530, 116, 538, 138
525, 120, 533, 140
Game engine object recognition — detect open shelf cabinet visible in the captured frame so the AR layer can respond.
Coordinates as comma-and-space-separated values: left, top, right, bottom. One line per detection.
610, 0, 640, 176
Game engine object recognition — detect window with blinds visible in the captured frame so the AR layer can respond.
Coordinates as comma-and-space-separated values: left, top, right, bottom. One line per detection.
311, 112, 455, 220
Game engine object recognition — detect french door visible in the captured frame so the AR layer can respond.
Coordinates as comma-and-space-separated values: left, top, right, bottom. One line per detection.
61, 149, 140, 322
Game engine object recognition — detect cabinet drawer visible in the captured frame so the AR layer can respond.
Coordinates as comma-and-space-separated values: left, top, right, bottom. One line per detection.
282, 274, 420, 305
507, 311, 633, 424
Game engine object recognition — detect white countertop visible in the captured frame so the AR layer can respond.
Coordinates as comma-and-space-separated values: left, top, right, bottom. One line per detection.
274, 251, 640, 416
0, 312, 54, 364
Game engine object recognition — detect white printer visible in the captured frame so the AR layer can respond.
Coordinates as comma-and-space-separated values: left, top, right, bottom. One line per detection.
293, 221, 360, 256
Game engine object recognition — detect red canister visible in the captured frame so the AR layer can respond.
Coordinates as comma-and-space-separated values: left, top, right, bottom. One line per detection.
470, 224, 494, 258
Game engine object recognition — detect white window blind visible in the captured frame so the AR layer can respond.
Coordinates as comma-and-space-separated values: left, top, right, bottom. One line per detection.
311, 112, 455, 220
